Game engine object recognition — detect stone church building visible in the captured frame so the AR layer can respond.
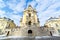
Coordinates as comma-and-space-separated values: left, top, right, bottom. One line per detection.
7, 5, 51, 36
0, 5, 55, 37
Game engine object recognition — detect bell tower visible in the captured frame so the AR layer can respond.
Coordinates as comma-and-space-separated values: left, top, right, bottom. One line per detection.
10, 5, 51, 36
20, 5, 40, 27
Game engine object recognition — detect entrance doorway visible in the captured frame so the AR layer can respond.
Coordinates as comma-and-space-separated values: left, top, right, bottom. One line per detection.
28, 30, 32, 36
50, 31, 52, 36
7, 31, 10, 36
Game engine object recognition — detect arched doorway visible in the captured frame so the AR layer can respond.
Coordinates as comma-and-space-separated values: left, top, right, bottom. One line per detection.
28, 30, 32, 34
28, 30, 32, 36
50, 31, 52, 36
7, 31, 10, 36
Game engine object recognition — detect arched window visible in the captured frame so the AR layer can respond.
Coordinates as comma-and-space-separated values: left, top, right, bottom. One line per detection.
55, 23, 58, 27
28, 30, 32, 34
29, 14, 31, 17
28, 21, 31, 25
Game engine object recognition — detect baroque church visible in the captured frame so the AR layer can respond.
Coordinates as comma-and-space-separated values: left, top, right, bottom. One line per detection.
8, 5, 51, 36
0, 5, 55, 36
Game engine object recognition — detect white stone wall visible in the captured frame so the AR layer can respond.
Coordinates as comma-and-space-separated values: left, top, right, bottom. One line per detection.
10, 26, 50, 36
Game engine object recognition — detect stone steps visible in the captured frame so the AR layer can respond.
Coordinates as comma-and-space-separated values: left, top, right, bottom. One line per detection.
0, 36, 60, 40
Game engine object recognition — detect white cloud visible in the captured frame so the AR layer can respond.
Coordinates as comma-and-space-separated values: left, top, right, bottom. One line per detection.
47, 2, 60, 10
10, 14, 21, 20
0, 0, 26, 26
13, 3, 25, 12
35, 0, 60, 26
0, 0, 3, 2
27, 0, 37, 7
9, 14, 22, 26
0, 0, 6, 8
6, 0, 26, 13
0, 10, 6, 17
0, 10, 5, 14
0, 10, 10, 18
0, 0, 60, 26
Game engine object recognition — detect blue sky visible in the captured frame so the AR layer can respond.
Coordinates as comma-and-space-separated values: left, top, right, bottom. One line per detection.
0, 0, 60, 26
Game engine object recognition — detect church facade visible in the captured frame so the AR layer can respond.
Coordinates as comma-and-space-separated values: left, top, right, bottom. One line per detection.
0, 5, 56, 36
9, 5, 51, 36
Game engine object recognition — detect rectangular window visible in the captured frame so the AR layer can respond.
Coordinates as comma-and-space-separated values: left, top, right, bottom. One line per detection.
29, 14, 31, 17
55, 23, 58, 27
58, 29, 60, 33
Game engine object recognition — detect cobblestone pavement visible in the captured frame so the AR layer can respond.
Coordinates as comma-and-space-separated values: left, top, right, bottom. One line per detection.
0, 36, 60, 40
